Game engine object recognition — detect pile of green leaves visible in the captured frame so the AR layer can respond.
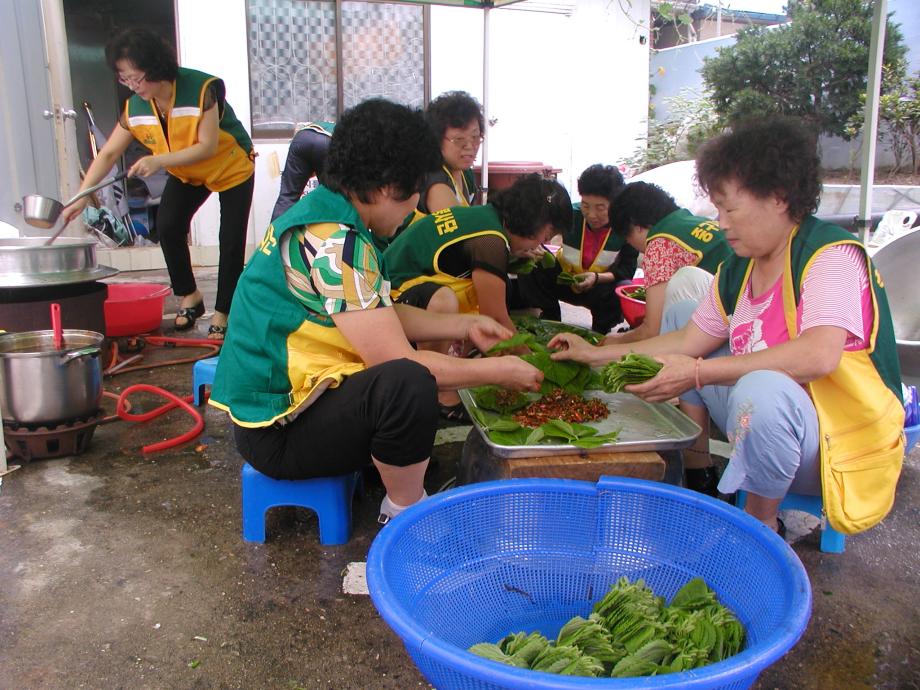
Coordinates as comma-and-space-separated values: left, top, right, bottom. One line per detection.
600, 353, 663, 393
508, 250, 556, 275
469, 576, 745, 678
555, 271, 587, 286
468, 404, 621, 448
487, 332, 597, 395
469, 385, 534, 415
626, 285, 646, 302
511, 314, 604, 346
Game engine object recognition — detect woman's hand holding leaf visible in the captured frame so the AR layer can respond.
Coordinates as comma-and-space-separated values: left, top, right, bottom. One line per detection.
467, 315, 513, 354
624, 353, 697, 403
547, 332, 599, 365
492, 356, 545, 392
571, 272, 596, 294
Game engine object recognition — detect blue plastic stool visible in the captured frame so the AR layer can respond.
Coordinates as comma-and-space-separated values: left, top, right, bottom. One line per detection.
192, 356, 219, 405
241, 463, 362, 545
736, 490, 845, 553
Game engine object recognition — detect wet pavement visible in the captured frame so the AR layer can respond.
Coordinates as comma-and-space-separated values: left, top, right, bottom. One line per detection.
1, 268, 919, 689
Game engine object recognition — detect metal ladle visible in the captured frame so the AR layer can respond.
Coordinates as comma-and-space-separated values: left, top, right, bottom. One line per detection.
22, 172, 128, 245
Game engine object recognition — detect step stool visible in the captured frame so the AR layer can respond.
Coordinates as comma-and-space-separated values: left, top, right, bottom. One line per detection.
192, 356, 219, 405
241, 463, 362, 545
736, 490, 845, 553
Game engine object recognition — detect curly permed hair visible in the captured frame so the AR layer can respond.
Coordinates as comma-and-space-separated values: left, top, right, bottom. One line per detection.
695, 117, 822, 222
577, 164, 625, 202
322, 99, 441, 204
105, 28, 178, 83
490, 174, 572, 239
425, 91, 485, 141
609, 182, 679, 238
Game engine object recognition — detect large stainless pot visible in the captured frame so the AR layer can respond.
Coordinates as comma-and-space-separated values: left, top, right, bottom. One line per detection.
0, 329, 104, 424
873, 229, 920, 386
0, 237, 117, 287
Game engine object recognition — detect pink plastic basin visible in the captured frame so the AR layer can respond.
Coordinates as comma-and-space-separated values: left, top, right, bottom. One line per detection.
104, 283, 171, 336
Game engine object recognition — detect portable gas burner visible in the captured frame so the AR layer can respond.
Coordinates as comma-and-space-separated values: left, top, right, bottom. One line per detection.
3, 409, 104, 462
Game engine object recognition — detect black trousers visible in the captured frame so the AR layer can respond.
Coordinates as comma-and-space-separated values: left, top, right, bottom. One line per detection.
156, 173, 255, 314
232, 359, 439, 480
514, 263, 626, 335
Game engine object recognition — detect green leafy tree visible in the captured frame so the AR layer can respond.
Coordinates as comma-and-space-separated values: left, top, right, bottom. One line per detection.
847, 65, 920, 175
622, 89, 722, 173
701, 0, 907, 139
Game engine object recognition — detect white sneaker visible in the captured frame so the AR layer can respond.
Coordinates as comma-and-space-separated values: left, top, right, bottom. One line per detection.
378, 491, 427, 526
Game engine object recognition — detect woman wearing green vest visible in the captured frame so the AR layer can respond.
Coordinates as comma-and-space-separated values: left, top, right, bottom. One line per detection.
388, 91, 483, 241
62, 28, 255, 340
514, 164, 639, 336
385, 174, 571, 419
418, 91, 482, 214
607, 181, 733, 345
209, 99, 543, 524
549, 118, 904, 537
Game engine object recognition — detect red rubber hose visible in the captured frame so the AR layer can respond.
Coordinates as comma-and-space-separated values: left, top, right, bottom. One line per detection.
115, 384, 204, 454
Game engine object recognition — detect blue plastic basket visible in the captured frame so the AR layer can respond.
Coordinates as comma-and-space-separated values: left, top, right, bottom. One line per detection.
368, 477, 811, 690
905, 423, 920, 454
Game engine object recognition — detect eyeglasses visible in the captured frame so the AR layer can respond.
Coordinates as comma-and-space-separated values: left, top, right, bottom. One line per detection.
444, 133, 484, 149
117, 72, 147, 88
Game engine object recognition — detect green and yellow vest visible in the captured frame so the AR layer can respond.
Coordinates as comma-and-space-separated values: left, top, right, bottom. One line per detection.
209, 187, 377, 427
557, 206, 627, 274
295, 121, 334, 137
647, 209, 733, 274
125, 67, 254, 191
714, 215, 905, 534
403, 166, 477, 228
386, 204, 507, 313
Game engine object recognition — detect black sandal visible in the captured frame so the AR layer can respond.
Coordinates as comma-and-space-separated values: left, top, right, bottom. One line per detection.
439, 402, 470, 423
207, 324, 227, 341
684, 465, 720, 497
174, 301, 205, 331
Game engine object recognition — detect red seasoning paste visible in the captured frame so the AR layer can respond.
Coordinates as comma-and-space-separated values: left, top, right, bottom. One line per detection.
513, 389, 608, 428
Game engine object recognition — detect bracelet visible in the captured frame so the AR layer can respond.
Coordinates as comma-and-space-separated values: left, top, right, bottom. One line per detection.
694, 357, 703, 391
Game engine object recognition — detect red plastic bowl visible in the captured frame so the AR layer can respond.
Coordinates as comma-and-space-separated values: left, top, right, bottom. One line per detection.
615, 279, 646, 328
104, 283, 171, 336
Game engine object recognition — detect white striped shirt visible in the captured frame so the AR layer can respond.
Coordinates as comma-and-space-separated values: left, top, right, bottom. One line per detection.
694, 244, 871, 354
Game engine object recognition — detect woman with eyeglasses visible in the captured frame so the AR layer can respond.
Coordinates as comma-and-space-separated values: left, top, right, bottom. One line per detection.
418, 91, 483, 215
514, 164, 639, 336
62, 28, 255, 340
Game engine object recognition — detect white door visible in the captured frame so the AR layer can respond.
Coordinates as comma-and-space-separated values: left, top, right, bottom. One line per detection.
0, 0, 80, 235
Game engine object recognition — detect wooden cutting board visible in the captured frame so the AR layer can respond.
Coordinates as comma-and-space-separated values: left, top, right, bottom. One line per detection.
458, 429, 665, 484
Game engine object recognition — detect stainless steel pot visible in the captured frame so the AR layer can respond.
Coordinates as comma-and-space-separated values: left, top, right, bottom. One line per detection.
0, 237, 117, 287
0, 329, 104, 424
873, 229, 920, 385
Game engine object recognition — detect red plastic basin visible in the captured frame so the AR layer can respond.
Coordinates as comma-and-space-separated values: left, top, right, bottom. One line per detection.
615, 278, 646, 328
104, 283, 171, 336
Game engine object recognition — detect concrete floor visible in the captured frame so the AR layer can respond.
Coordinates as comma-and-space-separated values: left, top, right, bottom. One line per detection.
1, 267, 919, 690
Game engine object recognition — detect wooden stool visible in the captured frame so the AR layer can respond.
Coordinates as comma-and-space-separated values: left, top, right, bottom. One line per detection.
459, 429, 667, 485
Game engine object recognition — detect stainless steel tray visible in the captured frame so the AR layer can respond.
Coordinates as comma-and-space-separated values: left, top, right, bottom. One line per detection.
459, 387, 701, 458
0, 265, 119, 287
